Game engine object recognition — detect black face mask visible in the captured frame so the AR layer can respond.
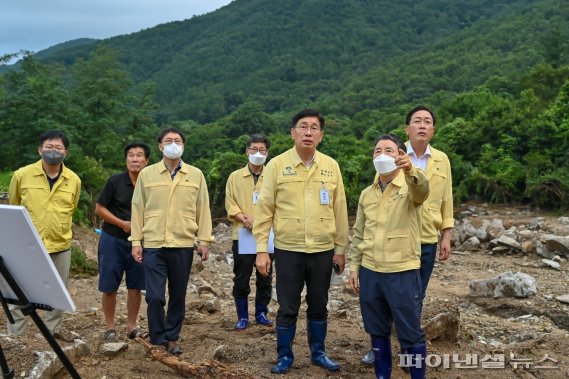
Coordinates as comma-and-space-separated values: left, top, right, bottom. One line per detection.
41, 150, 65, 165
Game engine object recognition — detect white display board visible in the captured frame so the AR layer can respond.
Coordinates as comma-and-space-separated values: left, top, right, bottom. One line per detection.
0, 205, 76, 312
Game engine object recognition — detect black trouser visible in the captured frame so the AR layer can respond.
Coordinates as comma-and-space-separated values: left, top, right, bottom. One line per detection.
274, 247, 334, 326
144, 247, 194, 346
232, 240, 273, 304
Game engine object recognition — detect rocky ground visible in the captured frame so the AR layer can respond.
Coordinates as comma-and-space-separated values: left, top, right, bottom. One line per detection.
1, 203, 568, 379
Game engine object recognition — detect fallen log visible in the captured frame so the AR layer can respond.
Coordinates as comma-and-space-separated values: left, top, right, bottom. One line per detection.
136, 337, 256, 378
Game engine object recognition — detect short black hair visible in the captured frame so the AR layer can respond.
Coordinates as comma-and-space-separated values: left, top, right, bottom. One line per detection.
157, 127, 186, 143
405, 105, 436, 126
39, 130, 69, 149
291, 109, 325, 130
124, 142, 151, 159
246, 134, 270, 150
373, 133, 406, 153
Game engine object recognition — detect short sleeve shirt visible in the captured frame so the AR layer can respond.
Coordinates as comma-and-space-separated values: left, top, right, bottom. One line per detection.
96, 172, 134, 239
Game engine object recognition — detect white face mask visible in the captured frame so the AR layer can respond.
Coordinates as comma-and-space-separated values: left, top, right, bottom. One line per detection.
163, 142, 184, 159
248, 152, 267, 166
373, 154, 397, 175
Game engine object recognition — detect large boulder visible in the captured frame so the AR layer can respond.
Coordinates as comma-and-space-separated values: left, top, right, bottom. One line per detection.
458, 219, 478, 243
521, 240, 536, 254
450, 227, 461, 247
486, 219, 505, 239
100, 342, 128, 356
496, 235, 522, 251
469, 272, 537, 298
475, 221, 490, 242
459, 236, 480, 251
517, 230, 536, 240
536, 240, 556, 259
542, 235, 569, 256
203, 297, 222, 313
28, 339, 90, 379
423, 310, 460, 342
558, 216, 569, 225
528, 217, 546, 230
541, 259, 561, 270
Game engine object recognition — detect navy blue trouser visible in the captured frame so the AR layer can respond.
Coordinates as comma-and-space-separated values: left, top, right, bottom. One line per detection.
419, 243, 437, 301
274, 248, 334, 326
359, 267, 425, 350
232, 240, 273, 303
98, 230, 145, 292
143, 247, 194, 346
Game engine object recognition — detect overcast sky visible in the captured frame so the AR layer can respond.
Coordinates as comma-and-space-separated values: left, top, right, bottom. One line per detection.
1, 0, 233, 58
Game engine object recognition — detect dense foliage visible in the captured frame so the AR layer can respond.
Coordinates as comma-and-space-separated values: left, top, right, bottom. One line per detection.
0, 49, 157, 223
19, 0, 568, 124
1, 0, 569, 224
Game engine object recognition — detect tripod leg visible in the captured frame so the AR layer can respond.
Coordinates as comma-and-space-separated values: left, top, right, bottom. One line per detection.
0, 291, 14, 325
0, 257, 80, 378
28, 311, 81, 379
0, 343, 14, 379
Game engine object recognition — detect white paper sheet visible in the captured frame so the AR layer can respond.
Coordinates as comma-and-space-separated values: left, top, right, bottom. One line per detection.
237, 227, 274, 254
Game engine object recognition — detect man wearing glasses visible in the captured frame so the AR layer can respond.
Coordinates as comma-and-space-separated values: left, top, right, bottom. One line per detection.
254, 109, 349, 374
225, 134, 273, 330
360, 106, 454, 370
130, 127, 212, 355
8, 130, 81, 337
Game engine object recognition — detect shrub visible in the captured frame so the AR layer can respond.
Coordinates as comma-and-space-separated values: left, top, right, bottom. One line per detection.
70, 246, 98, 278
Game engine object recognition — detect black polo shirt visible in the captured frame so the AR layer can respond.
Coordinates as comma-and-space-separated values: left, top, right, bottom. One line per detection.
96, 172, 134, 240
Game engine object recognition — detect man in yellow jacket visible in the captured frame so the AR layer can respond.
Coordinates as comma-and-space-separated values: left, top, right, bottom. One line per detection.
8, 130, 81, 336
361, 106, 455, 368
130, 127, 212, 355
225, 134, 273, 330
349, 133, 429, 379
254, 109, 349, 374
405, 106, 454, 298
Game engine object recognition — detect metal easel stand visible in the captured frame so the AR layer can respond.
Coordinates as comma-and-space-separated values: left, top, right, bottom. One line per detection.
0, 256, 80, 379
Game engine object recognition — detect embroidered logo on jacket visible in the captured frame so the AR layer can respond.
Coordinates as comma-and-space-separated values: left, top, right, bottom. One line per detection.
320, 169, 334, 178
282, 166, 297, 176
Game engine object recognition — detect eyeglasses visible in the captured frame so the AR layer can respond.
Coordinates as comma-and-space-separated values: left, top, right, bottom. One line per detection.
162, 139, 184, 145
42, 145, 66, 152
410, 118, 433, 126
295, 124, 321, 133
248, 147, 268, 154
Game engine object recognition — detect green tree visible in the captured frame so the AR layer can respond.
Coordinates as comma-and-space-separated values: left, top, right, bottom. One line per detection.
220, 101, 277, 138
207, 151, 247, 217
69, 47, 157, 170
0, 55, 74, 169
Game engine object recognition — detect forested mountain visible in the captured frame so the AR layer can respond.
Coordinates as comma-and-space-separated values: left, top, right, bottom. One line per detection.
20, 0, 569, 123
1, 0, 569, 221
32, 38, 99, 60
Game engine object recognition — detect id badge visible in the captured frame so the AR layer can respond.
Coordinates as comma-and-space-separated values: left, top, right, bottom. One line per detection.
320, 188, 330, 205
252, 191, 259, 205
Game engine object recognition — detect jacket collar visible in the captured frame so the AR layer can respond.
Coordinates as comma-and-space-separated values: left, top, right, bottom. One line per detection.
374, 169, 404, 189
159, 160, 187, 174
289, 147, 319, 168
31, 159, 70, 178
242, 164, 264, 177
406, 142, 432, 159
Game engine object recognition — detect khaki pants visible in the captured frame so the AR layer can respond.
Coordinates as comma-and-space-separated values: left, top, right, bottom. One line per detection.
7, 249, 71, 336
